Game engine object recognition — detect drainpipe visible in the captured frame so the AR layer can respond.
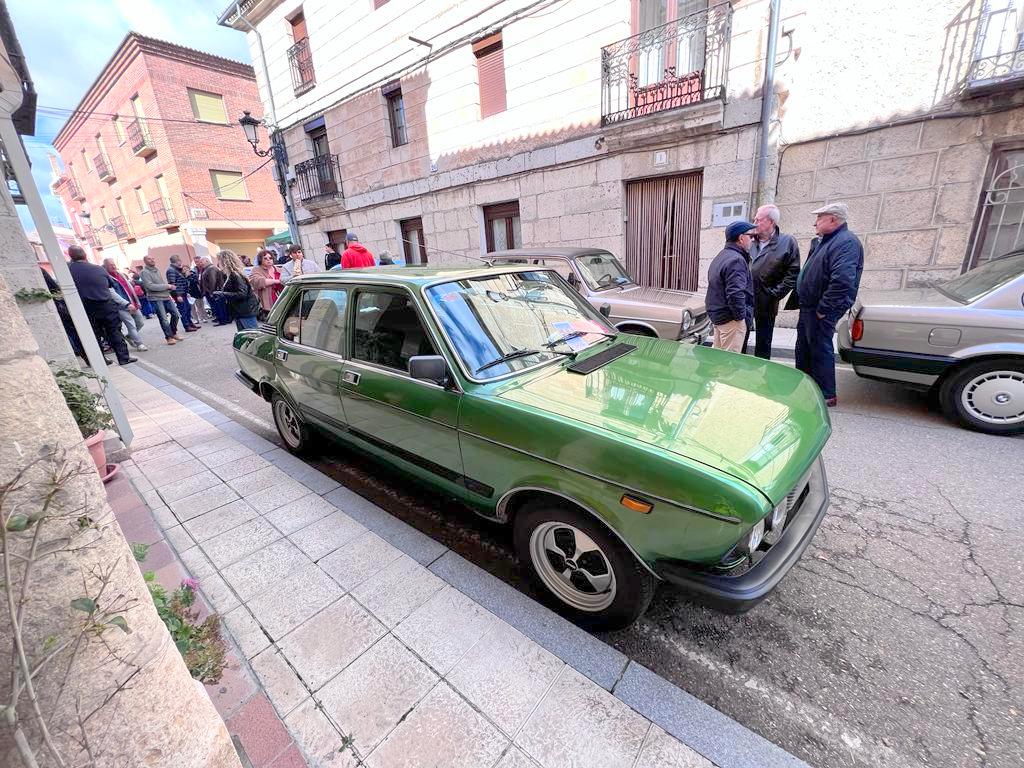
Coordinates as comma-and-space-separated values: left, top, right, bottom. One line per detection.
754, 0, 781, 208
219, 1, 301, 245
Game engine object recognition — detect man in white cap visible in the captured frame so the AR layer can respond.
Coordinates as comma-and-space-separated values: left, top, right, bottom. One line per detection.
792, 202, 864, 406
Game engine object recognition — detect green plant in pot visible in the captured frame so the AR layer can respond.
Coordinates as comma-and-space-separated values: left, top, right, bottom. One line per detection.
52, 365, 117, 481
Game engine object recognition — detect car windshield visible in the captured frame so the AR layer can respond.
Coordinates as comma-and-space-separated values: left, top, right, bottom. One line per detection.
936, 252, 1024, 303
425, 270, 615, 380
573, 252, 633, 291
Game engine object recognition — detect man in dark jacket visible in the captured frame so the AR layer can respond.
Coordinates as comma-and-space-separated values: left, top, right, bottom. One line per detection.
167, 255, 200, 332
198, 256, 230, 325
706, 221, 756, 353
751, 204, 800, 359
66, 246, 135, 365
793, 202, 864, 406
324, 243, 342, 270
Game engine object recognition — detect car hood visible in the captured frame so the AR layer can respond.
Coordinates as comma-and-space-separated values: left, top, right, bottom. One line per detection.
604, 284, 705, 314
495, 337, 830, 504
858, 287, 964, 308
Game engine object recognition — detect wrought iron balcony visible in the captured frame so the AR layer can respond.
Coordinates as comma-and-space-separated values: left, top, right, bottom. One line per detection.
128, 118, 156, 157
295, 153, 342, 202
288, 37, 316, 95
601, 2, 732, 125
110, 215, 132, 240
82, 230, 100, 248
151, 197, 176, 227
94, 152, 115, 182
967, 3, 1024, 90
57, 175, 84, 201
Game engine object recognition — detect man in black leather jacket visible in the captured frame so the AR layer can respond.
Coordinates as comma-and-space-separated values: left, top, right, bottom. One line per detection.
750, 204, 800, 359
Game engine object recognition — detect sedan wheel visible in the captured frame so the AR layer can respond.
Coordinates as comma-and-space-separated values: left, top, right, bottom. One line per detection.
272, 393, 310, 453
941, 359, 1024, 436
529, 522, 617, 612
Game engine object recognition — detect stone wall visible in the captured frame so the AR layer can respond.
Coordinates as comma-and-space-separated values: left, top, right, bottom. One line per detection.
775, 106, 1024, 290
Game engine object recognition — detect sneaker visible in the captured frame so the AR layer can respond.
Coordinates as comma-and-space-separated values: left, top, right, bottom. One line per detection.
825, 397, 838, 407
120, 356, 138, 365
134, 343, 148, 351
173, 334, 186, 341
166, 337, 177, 345
185, 326, 199, 332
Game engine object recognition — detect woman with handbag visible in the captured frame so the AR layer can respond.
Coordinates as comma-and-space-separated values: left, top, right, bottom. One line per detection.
248, 250, 283, 322
213, 249, 260, 330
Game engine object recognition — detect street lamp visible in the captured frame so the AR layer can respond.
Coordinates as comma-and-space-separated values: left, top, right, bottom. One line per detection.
237, 110, 299, 245
238, 111, 270, 156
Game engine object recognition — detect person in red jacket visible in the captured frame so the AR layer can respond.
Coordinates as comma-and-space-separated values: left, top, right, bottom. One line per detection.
341, 232, 376, 269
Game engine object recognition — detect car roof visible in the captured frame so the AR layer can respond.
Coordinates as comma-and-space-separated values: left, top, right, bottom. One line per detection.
486, 247, 611, 260
290, 263, 547, 287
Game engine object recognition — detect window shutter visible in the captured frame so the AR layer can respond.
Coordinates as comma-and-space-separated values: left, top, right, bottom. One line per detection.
210, 170, 246, 200
290, 12, 307, 41
189, 90, 228, 123
474, 33, 507, 118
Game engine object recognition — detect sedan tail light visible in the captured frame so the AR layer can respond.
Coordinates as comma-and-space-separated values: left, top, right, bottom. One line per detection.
851, 317, 864, 342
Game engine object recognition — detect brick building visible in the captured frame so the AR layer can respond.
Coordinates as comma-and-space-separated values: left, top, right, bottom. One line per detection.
51, 33, 286, 271
220, 0, 1024, 294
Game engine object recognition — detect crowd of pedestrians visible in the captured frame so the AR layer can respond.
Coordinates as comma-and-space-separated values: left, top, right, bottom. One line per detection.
705, 202, 865, 406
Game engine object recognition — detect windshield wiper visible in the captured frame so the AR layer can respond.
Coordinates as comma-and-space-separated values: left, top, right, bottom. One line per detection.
475, 347, 570, 374
543, 329, 617, 350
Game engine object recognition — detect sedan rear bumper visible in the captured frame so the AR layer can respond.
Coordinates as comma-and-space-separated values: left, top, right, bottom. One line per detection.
656, 458, 829, 613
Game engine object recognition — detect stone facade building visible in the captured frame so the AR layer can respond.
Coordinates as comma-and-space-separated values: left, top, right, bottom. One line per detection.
51, 33, 286, 271
221, 0, 1024, 292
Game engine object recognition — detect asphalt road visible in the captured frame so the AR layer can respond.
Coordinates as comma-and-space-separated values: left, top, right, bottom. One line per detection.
125, 317, 1024, 768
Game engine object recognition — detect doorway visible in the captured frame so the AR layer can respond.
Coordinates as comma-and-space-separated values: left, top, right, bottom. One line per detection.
624, 171, 703, 291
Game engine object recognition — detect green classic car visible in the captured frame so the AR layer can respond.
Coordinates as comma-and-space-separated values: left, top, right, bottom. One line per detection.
233, 265, 831, 628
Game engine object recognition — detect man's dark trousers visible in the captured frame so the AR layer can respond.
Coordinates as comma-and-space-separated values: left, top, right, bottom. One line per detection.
82, 298, 131, 364
753, 306, 776, 359
795, 309, 837, 399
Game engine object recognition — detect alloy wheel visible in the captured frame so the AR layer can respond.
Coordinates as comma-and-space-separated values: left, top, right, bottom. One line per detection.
274, 399, 303, 448
961, 370, 1024, 425
529, 522, 616, 612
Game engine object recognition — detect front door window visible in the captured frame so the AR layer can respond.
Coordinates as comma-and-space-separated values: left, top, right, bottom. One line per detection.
352, 290, 436, 372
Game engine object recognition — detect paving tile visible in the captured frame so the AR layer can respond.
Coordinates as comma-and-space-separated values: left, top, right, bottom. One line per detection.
138, 539, 175, 573
219, 420, 281, 454
227, 693, 294, 768
198, 571, 240, 615
138, 457, 207, 489
128, 472, 154, 494
128, 430, 173, 452
114, 504, 163, 546
188, 435, 241, 458
278, 597, 386, 691
132, 440, 188, 465
447, 621, 564, 736
179, 545, 216, 579
635, 725, 715, 768
203, 517, 282, 569
211, 453, 273, 481
267, 743, 306, 768
183, 498, 260, 543
245, 482, 313, 514
394, 586, 499, 675
318, 531, 402, 590
173, 426, 229, 450
252, 646, 310, 718
206, 650, 258, 720
167, 484, 239, 522
517, 666, 649, 768
350, 554, 446, 629
198, 444, 258, 469
293, 467, 340, 495
265, 494, 338, 536
221, 538, 310, 602
150, 504, 177, 530
141, 488, 164, 510
365, 682, 508, 768
248, 565, 344, 640
223, 605, 272, 660
494, 747, 543, 768
227, 466, 294, 497
316, 635, 437, 756
162, 524, 195, 553
154, 469, 222, 503
289, 511, 367, 561
284, 697, 359, 768
324, 487, 446, 566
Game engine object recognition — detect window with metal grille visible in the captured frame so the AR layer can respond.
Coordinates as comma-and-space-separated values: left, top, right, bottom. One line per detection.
384, 83, 408, 147
112, 116, 126, 143
188, 89, 228, 123
473, 32, 507, 118
134, 186, 148, 213
210, 169, 247, 200
483, 201, 521, 252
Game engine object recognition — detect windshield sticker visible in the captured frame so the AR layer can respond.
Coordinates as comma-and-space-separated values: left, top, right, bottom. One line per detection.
551, 321, 590, 351
440, 292, 461, 303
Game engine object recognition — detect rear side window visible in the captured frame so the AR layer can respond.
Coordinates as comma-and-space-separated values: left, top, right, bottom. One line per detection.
352, 291, 436, 372
281, 288, 348, 354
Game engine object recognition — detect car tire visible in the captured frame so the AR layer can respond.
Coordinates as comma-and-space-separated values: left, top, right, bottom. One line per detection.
939, 358, 1024, 436
271, 392, 314, 455
513, 499, 655, 630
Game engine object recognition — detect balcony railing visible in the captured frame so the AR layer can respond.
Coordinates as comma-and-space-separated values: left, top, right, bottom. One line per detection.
83, 230, 100, 248
288, 37, 316, 95
601, 2, 732, 125
295, 153, 342, 202
57, 175, 83, 201
967, 3, 1024, 89
150, 197, 176, 227
110, 215, 132, 240
128, 118, 156, 157
94, 152, 115, 182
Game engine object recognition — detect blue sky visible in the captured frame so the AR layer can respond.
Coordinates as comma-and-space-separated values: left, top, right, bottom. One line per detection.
9, 0, 251, 231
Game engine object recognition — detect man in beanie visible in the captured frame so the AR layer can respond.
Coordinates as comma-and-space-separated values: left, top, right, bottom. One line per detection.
792, 202, 864, 406
341, 232, 376, 269
706, 221, 756, 353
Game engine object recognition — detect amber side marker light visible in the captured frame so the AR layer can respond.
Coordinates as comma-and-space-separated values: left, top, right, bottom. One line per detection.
851, 318, 864, 342
620, 495, 653, 514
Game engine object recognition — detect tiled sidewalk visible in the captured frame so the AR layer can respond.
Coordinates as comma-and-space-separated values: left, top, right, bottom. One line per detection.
106, 365, 808, 768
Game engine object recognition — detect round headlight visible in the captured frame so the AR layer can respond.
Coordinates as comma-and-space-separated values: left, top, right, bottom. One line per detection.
768, 503, 787, 531
746, 519, 765, 552
682, 310, 693, 331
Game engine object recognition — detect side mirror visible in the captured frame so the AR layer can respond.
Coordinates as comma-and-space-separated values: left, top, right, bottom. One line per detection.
599, 304, 611, 318
409, 355, 449, 387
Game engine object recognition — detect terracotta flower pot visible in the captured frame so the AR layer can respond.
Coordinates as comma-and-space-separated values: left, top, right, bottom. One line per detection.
84, 430, 106, 475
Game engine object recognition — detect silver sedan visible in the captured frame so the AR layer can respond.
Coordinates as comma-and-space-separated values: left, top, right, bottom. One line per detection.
837, 251, 1024, 435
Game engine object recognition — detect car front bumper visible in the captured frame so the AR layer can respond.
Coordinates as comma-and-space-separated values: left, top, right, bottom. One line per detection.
655, 457, 829, 613
680, 320, 712, 345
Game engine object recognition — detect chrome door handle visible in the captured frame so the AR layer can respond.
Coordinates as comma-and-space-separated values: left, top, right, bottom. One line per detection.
342, 371, 361, 385
275, 349, 288, 361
